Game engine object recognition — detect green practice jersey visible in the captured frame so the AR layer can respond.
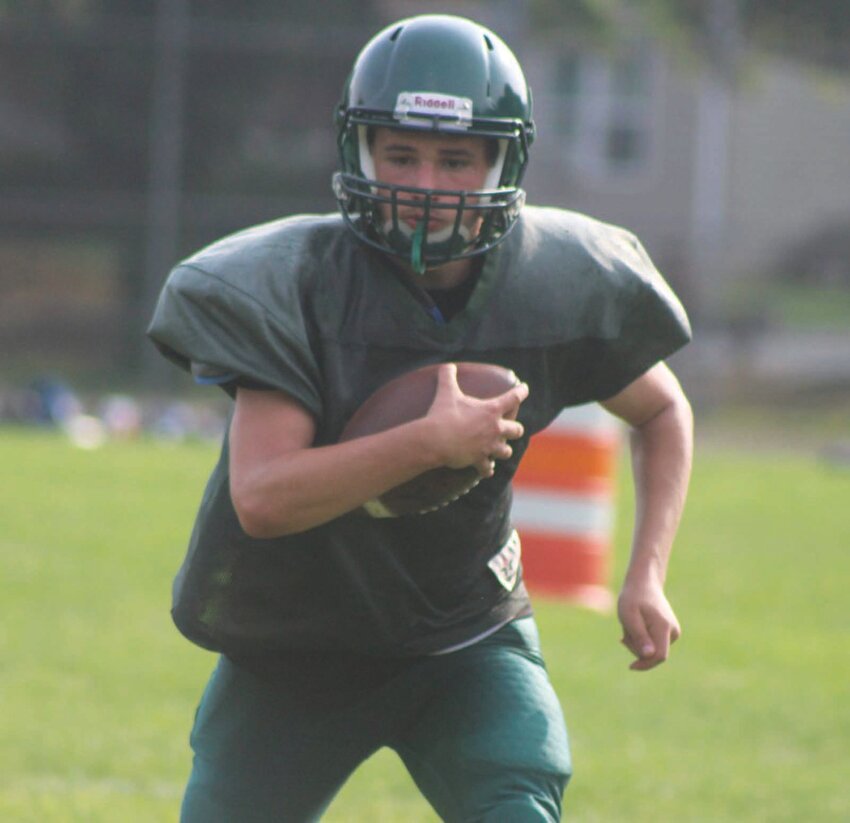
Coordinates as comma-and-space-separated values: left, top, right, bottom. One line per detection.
148, 206, 690, 658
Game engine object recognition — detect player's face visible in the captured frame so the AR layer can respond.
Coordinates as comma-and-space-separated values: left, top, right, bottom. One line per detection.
370, 127, 492, 238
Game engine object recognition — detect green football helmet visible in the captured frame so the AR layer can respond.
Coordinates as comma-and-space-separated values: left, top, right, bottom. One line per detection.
333, 14, 535, 273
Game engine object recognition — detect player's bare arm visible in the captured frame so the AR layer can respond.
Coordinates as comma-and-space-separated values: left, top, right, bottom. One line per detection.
601, 362, 693, 671
229, 363, 527, 538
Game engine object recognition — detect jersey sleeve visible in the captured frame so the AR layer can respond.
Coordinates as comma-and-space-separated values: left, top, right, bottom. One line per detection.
586, 227, 691, 400
146, 262, 323, 418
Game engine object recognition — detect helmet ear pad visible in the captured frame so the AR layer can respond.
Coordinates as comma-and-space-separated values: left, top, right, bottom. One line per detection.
357, 125, 377, 182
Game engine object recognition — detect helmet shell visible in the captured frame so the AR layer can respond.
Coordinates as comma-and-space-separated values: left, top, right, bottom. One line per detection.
345, 16, 532, 135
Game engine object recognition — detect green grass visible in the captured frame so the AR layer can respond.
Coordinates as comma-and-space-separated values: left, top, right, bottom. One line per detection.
1, 426, 848, 821
722, 281, 850, 332
764, 284, 850, 331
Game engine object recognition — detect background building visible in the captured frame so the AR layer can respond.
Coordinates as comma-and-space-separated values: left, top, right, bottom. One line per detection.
1, 0, 849, 400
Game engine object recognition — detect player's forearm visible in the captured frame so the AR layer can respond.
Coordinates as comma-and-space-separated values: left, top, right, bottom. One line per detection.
622, 392, 693, 589
231, 418, 443, 537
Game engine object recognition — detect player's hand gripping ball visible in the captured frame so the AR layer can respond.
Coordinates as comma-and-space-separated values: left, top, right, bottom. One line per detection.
340, 362, 521, 517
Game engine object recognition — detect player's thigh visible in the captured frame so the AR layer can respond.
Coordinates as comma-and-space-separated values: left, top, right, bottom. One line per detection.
180, 655, 375, 823
395, 619, 571, 822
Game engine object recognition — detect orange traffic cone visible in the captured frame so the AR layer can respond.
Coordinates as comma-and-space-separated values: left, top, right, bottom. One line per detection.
513, 405, 621, 611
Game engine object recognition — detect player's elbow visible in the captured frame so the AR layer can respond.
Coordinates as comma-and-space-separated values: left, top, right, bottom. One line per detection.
232, 496, 280, 539
670, 389, 694, 443
230, 482, 299, 539
636, 375, 693, 438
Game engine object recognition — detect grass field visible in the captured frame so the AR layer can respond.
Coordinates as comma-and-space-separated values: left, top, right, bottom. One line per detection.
1, 424, 848, 821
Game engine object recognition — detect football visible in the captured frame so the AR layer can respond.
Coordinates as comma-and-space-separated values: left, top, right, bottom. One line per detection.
339, 362, 520, 517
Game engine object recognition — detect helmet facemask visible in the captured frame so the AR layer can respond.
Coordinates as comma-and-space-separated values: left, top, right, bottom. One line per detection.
333, 123, 527, 273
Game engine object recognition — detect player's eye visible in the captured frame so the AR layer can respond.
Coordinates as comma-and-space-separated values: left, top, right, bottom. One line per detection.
385, 153, 415, 167
443, 157, 470, 171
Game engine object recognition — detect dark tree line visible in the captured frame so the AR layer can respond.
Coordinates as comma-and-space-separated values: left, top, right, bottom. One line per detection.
2, 0, 846, 195
0, 1, 376, 203
530, 0, 850, 71
0, 2, 382, 380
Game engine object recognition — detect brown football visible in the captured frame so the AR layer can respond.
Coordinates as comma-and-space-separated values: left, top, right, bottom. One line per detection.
339, 362, 521, 517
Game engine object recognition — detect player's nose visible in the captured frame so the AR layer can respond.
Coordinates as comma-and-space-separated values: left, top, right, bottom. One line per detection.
412, 162, 439, 195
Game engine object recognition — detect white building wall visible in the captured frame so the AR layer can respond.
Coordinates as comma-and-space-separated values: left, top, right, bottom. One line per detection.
726, 57, 850, 278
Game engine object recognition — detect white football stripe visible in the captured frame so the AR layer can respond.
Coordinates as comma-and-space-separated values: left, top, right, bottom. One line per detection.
511, 489, 614, 535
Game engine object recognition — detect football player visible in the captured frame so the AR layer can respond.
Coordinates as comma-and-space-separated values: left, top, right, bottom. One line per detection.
149, 13, 693, 822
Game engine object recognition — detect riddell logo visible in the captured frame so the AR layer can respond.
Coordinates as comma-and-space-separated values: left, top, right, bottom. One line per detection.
394, 92, 473, 127
414, 95, 455, 110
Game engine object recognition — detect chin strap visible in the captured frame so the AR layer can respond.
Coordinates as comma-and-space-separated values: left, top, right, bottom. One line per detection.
410, 220, 427, 275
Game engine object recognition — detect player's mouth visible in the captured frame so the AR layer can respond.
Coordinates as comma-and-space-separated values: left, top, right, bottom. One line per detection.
402, 212, 446, 231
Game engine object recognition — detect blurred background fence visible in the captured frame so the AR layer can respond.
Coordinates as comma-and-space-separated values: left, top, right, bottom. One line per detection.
1, 0, 849, 424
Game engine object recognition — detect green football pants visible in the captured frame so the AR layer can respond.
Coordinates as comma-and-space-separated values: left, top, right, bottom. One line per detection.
180, 618, 571, 822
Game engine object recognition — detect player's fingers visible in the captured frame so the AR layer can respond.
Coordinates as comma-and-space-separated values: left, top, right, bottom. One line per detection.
476, 457, 496, 478
620, 610, 655, 663
630, 646, 669, 670
670, 620, 682, 644
621, 634, 655, 665
630, 613, 677, 671
629, 656, 659, 672
496, 381, 529, 414
436, 362, 460, 393
499, 419, 525, 441
648, 622, 671, 665
491, 441, 513, 461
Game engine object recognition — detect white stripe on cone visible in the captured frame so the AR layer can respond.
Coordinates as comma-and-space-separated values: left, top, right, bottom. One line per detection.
546, 403, 622, 435
511, 489, 614, 536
